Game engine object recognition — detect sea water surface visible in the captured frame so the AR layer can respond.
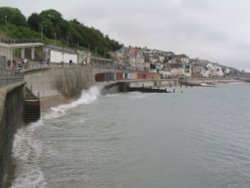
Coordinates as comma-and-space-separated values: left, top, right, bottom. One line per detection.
11, 83, 250, 188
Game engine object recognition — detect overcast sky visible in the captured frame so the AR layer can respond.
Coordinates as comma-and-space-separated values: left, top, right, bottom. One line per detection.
1, 0, 250, 71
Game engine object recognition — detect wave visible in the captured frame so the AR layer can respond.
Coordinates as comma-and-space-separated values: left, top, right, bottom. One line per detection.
11, 120, 46, 188
44, 86, 101, 119
128, 92, 154, 99
11, 86, 101, 187
105, 93, 122, 98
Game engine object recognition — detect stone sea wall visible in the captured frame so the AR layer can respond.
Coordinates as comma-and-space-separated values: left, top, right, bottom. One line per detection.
0, 82, 25, 188
0, 66, 97, 187
24, 66, 95, 98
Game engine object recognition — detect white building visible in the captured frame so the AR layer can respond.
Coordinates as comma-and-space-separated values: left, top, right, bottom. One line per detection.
201, 63, 224, 77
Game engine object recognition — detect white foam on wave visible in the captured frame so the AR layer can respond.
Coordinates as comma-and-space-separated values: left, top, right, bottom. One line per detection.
44, 86, 101, 119
11, 120, 46, 188
11, 86, 101, 188
105, 93, 122, 98
128, 92, 152, 99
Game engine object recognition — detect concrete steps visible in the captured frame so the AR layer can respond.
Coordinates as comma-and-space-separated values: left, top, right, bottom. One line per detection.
23, 87, 40, 122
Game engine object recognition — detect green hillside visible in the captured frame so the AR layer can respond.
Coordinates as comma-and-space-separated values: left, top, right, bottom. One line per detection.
0, 7, 122, 57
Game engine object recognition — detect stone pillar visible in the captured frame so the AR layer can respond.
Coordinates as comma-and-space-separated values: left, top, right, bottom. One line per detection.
31, 47, 35, 60
21, 48, 25, 59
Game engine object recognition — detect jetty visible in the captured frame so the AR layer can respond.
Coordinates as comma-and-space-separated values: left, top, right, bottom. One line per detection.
126, 86, 171, 93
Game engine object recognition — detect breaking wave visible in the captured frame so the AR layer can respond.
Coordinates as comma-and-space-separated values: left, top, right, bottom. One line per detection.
11, 120, 46, 188
44, 86, 101, 119
11, 86, 101, 188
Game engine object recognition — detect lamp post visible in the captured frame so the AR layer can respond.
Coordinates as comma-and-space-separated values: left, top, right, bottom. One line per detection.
66, 36, 69, 46
104, 48, 106, 57
95, 46, 97, 55
41, 26, 43, 41
5, 15, 8, 24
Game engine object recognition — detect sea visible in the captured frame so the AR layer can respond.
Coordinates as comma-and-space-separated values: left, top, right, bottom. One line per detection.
11, 83, 250, 188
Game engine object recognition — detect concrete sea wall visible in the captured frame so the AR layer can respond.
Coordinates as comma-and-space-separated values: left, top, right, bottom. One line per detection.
0, 82, 25, 188
0, 66, 96, 187
24, 66, 95, 98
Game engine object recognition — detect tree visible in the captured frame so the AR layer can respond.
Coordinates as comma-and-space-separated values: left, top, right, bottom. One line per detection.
38, 9, 66, 40
27, 13, 42, 31
1, 7, 123, 55
0, 7, 26, 26
39, 9, 63, 24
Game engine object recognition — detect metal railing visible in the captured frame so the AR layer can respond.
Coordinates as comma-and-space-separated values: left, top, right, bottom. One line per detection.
0, 67, 24, 87
0, 60, 150, 87
0, 37, 41, 44
11, 61, 150, 73
19, 62, 91, 71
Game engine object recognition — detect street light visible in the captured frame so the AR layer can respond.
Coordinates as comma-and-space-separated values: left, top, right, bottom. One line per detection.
5, 15, 8, 24
95, 46, 97, 54
104, 48, 106, 57
66, 36, 69, 46
41, 26, 43, 41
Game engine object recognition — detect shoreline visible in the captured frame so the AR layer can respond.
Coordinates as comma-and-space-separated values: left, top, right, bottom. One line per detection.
9, 80, 249, 188
40, 95, 80, 113
8, 96, 80, 188
39, 78, 245, 112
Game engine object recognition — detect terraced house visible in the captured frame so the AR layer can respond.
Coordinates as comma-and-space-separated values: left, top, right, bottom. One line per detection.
114, 46, 148, 71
